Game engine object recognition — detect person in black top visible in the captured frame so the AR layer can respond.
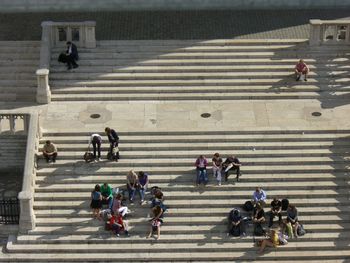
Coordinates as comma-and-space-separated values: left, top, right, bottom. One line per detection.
252, 203, 265, 234
228, 208, 246, 236
269, 197, 282, 227
105, 127, 120, 161
58, 41, 79, 70
222, 155, 241, 182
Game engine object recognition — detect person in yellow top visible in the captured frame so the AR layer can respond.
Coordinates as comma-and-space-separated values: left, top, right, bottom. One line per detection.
257, 228, 279, 254
42, 140, 58, 163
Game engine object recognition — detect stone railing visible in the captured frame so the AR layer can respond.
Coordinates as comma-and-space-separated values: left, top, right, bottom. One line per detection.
36, 21, 96, 104
310, 19, 350, 46
0, 112, 41, 233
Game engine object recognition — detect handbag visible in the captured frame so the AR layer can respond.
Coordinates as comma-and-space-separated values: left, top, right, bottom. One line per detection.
83, 143, 94, 163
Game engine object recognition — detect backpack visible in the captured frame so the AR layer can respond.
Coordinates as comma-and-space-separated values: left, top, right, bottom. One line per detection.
281, 198, 289, 211
254, 223, 265, 236
243, 201, 254, 212
297, 224, 306, 236
83, 151, 94, 163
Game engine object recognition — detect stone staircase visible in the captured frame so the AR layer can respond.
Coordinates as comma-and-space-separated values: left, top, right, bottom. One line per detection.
2, 130, 350, 262
0, 135, 27, 169
49, 39, 350, 102
0, 41, 40, 102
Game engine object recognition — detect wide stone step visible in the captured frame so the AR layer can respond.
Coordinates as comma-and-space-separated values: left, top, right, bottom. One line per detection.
33, 197, 349, 209
1, 249, 349, 262
33, 188, 349, 201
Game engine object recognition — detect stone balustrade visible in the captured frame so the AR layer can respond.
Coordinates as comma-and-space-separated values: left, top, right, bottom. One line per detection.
310, 19, 350, 46
37, 21, 96, 104
0, 112, 41, 233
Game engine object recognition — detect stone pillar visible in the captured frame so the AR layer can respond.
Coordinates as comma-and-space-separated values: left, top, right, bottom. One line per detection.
36, 69, 51, 104
309, 19, 322, 46
84, 21, 96, 48
18, 191, 36, 233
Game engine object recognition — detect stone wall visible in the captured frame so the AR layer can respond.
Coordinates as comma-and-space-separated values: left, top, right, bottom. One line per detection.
0, 0, 349, 12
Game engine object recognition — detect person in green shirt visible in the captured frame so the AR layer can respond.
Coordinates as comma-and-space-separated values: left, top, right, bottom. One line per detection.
100, 183, 113, 208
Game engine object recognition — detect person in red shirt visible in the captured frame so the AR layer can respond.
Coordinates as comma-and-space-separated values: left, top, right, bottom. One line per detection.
106, 212, 130, 237
294, 59, 309, 81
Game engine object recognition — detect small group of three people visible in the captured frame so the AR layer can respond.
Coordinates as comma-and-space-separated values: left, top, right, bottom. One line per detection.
195, 153, 241, 186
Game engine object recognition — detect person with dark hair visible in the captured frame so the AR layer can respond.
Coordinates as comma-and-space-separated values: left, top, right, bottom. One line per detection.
90, 133, 102, 161
126, 170, 138, 203
228, 208, 246, 236
294, 59, 309, 81
137, 171, 149, 204
100, 183, 113, 208
195, 155, 208, 186
147, 205, 164, 240
58, 41, 79, 70
42, 140, 58, 163
269, 197, 282, 227
105, 127, 120, 161
252, 187, 267, 207
111, 193, 129, 217
212, 153, 223, 185
90, 184, 102, 219
252, 203, 266, 235
222, 155, 241, 182
286, 204, 300, 238
106, 212, 130, 237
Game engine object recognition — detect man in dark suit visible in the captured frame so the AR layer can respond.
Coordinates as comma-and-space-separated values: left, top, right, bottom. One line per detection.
58, 41, 79, 70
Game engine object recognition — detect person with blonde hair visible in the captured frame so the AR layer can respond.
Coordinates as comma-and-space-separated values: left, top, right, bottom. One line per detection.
126, 170, 138, 203
257, 228, 279, 254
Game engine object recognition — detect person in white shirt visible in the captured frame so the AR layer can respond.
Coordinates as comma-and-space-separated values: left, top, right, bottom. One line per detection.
90, 134, 102, 161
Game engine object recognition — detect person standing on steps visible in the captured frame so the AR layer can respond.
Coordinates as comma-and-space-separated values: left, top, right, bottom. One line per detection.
58, 41, 79, 70
105, 127, 120, 161
294, 59, 309, 81
42, 140, 58, 163
90, 133, 102, 161
222, 155, 241, 182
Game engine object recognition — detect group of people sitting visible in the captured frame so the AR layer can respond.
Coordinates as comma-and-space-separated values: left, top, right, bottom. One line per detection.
227, 187, 305, 253
195, 153, 241, 186
90, 171, 167, 240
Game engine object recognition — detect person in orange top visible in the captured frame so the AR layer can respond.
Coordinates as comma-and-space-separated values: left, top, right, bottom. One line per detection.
294, 59, 309, 81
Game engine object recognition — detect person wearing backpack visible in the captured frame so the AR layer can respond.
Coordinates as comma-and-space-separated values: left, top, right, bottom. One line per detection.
227, 208, 246, 237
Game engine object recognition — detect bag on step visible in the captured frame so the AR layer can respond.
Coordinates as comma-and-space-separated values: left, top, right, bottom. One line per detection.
230, 225, 241, 237
243, 201, 254, 212
83, 143, 94, 163
297, 224, 306, 236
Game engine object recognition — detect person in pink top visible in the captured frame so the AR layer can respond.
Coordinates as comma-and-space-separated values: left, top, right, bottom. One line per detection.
294, 59, 309, 81
195, 155, 208, 186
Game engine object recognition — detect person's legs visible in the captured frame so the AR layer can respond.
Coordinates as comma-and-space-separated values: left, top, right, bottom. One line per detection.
302, 69, 309, 81
202, 169, 208, 185
43, 153, 50, 162
92, 141, 97, 158
216, 169, 222, 185
239, 221, 246, 235
258, 239, 274, 254
107, 197, 113, 209
127, 185, 135, 202
295, 71, 301, 81
118, 206, 128, 217
156, 226, 161, 240
278, 213, 282, 224
97, 141, 101, 158
196, 168, 201, 185
269, 213, 275, 227
52, 152, 57, 162
139, 188, 145, 202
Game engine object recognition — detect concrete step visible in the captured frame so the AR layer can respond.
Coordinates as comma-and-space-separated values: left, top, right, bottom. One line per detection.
1, 250, 349, 262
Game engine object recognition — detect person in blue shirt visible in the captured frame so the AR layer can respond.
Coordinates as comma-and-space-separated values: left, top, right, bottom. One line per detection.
252, 187, 267, 207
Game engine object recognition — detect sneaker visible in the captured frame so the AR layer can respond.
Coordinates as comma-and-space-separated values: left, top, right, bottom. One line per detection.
116, 233, 120, 237
218, 182, 221, 186
98, 158, 101, 161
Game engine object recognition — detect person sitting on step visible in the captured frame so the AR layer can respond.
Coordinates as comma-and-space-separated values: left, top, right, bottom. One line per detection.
137, 171, 149, 204
195, 155, 208, 186
252, 187, 267, 207
212, 152, 223, 186
58, 41, 79, 70
100, 182, 113, 208
228, 208, 246, 237
126, 170, 138, 203
257, 228, 280, 254
269, 197, 282, 227
106, 211, 130, 237
147, 205, 164, 240
252, 203, 266, 235
111, 193, 129, 218
286, 204, 300, 238
222, 155, 241, 182
42, 140, 58, 163
294, 59, 309, 81
90, 184, 102, 220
